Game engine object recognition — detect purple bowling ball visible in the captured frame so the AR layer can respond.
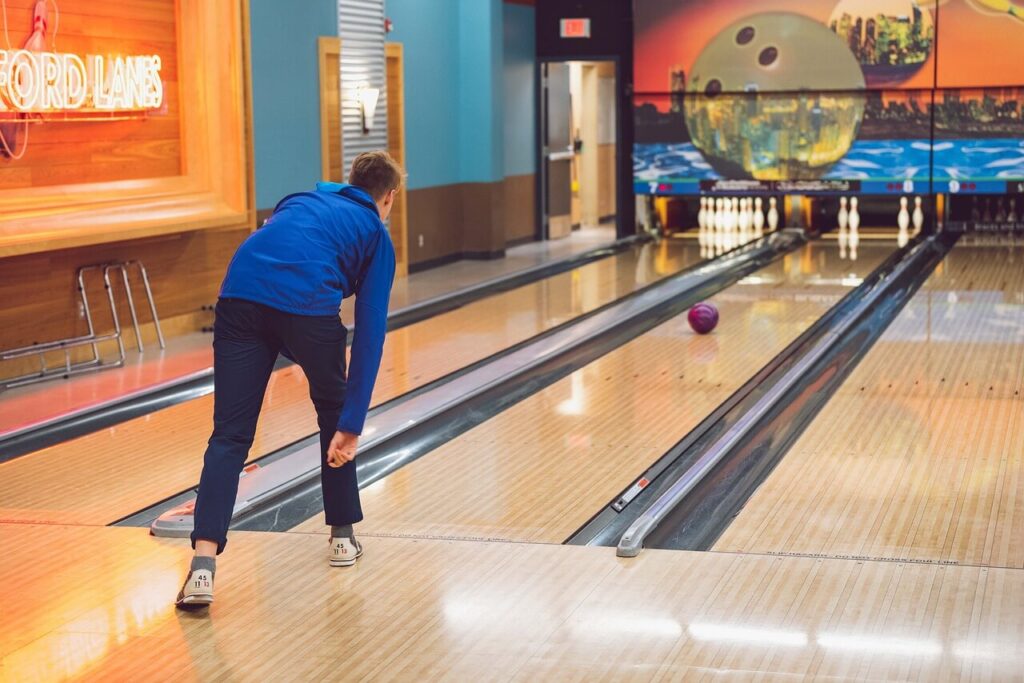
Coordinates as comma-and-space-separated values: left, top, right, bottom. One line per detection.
688, 302, 719, 335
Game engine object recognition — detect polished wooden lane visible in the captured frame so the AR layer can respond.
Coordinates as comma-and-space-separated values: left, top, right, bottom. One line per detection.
0, 241, 697, 526
291, 244, 893, 542
2, 523, 1021, 681
377, 226, 616, 314
715, 243, 1024, 569
0, 228, 613, 438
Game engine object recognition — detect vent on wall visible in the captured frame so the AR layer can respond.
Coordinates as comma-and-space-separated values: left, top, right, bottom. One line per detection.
339, 0, 388, 171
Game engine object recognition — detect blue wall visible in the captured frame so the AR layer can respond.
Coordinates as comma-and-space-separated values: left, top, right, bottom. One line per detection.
457, 0, 505, 184
387, 0, 536, 190
249, 0, 337, 209
503, 3, 536, 178
386, 0, 462, 190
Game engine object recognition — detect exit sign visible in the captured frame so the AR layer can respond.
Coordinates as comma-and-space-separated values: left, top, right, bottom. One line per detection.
560, 18, 591, 38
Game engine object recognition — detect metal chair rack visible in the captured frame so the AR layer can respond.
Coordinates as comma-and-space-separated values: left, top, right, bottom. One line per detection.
1, 260, 165, 390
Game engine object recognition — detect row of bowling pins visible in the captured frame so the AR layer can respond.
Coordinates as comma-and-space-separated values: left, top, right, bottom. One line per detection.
896, 196, 924, 248
836, 197, 861, 261
837, 196, 925, 232
698, 196, 780, 234
836, 196, 925, 258
697, 196, 778, 257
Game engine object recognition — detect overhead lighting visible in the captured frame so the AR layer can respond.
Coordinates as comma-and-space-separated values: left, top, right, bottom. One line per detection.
358, 85, 379, 134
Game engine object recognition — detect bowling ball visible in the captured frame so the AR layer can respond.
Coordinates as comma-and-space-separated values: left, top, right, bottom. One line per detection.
684, 13, 866, 181
688, 302, 719, 335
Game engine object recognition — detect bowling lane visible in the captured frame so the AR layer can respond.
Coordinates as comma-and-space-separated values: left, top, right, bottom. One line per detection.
6, 524, 1023, 681
290, 242, 893, 542
714, 242, 1024, 569
0, 240, 697, 526
0, 237, 704, 528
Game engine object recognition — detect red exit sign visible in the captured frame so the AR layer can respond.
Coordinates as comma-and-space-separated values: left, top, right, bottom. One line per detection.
559, 18, 591, 38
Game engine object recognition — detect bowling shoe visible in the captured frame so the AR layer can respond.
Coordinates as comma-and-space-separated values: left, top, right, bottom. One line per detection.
328, 535, 364, 567
175, 568, 214, 608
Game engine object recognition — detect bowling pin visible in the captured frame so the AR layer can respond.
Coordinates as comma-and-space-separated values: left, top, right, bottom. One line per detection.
731, 197, 740, 232
838, 197, 849, 231
912, 196, 924, 233
898, 196, 910, 232
848, 197, 860, 231
897, 196, 910, 246
23, 1, 48, 52
698, 197, 707, 231
714, 198, 724, 232
1008, 198, 1019, 224
753, 197, 764, 237
738, 198, 750, 233
767, 197, 779, 232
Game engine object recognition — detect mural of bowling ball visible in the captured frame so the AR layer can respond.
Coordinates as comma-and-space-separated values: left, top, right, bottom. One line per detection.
685, 13, 866, 181
828, 0, 935, 87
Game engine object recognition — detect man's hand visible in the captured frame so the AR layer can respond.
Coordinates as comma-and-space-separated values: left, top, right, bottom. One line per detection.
327, 430, 359, 467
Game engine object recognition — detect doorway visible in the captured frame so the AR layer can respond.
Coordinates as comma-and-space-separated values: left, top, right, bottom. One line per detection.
540, 60, 618, 242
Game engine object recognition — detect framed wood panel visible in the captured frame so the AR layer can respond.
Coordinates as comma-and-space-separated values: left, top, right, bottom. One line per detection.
318, 36, 343, 183
385, 41, 408, 277
0, 0, 254, 258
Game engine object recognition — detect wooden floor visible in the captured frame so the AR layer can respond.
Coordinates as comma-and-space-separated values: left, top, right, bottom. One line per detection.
0, 228, 614, 438
3, 523, 1022, 682
292, 243, 894, 542
0, 241, 697, 526
379, 226, 616, 315
715, 244, 1024, 569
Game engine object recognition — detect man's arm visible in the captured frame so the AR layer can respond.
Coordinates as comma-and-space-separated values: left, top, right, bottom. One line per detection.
336, 229, 396, 438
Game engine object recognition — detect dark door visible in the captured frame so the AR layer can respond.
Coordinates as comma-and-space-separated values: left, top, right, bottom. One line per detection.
542, 62, 573, 239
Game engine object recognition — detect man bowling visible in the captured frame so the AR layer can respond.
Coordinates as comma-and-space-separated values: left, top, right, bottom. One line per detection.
176, 151, 403, 608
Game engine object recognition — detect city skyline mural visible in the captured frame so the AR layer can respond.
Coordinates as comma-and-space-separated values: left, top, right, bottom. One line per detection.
633, 0, 1024, 196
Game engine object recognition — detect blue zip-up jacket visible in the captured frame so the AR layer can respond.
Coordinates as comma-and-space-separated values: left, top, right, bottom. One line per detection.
220, 182, 396, 435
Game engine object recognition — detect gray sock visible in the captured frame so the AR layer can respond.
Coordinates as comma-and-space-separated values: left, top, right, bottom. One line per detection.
191, 556, 216, 575
331, 524, 354, 539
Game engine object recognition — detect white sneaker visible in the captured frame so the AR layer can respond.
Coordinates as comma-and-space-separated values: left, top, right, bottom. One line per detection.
175, 569, 214, 608
328, 536, 363, 567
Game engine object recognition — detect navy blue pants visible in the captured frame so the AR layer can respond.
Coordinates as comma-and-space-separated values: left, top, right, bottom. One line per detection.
191, 297, 362, 553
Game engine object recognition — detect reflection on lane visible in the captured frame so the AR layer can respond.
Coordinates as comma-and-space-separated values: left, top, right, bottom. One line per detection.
291, 242, 894, 542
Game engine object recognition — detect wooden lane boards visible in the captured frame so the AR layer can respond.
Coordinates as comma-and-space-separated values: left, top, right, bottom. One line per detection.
0, 241, 698, 526
5, 523, 1022, 681
714, 244, 1024, 569
289, 244, 895, 543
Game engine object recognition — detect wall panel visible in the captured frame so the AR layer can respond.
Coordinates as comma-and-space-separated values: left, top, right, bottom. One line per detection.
0, 0, 182, 188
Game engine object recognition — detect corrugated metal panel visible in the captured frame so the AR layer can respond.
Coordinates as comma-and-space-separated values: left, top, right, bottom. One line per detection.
339, 0, 388, 173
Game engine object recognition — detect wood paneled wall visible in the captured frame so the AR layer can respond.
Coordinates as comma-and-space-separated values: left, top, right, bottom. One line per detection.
0, 0, 182, 188
0, 0, 252, 376
0, 227, 249, 379
0, 0, 252, 258
319, 37, 343, 183
385, 42, 409, 277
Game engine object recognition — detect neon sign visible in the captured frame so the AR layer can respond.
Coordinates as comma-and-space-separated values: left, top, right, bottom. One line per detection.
0, 50, 163, 113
